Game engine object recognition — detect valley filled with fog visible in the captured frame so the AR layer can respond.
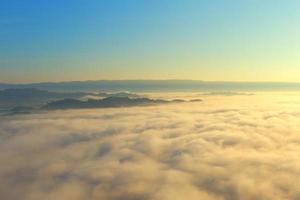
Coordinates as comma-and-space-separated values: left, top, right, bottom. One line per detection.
1, 92, 300, 199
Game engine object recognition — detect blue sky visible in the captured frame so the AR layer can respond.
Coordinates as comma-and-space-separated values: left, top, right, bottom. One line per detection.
1, 0, 300, 83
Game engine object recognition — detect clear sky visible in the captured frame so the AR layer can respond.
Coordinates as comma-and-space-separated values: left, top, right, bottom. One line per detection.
1, 0, 300, 83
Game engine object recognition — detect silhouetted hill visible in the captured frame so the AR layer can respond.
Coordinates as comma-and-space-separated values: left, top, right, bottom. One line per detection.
1, 96, 202, 115
0, 88, 203, 114
2, 80, 300, 92
43, 97, 171, 110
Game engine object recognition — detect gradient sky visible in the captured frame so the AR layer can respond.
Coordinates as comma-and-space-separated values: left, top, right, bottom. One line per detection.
1, 0, 300, 83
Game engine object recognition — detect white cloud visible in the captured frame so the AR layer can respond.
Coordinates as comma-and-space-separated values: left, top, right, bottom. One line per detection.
1, 92, 300, 199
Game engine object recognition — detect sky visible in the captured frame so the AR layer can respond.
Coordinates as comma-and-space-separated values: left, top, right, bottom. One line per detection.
1, 0, 300, 83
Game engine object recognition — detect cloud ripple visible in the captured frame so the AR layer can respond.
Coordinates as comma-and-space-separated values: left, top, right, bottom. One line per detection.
1, 93, 300, 200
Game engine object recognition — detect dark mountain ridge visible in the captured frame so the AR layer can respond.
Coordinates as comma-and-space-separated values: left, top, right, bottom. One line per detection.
2, 80, 300, 92
43, 96, 179, 110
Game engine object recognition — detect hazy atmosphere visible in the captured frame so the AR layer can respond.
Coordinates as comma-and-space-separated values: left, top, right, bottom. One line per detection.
2, 1, 300, 200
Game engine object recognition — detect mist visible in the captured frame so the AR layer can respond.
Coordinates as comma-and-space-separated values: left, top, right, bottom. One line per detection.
1, 92, 300, 199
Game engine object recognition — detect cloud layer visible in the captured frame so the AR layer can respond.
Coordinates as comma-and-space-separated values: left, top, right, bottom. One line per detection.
1, 92, 300, 200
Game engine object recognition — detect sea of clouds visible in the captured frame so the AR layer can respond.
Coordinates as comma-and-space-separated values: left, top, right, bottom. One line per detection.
1, 92, 300, 200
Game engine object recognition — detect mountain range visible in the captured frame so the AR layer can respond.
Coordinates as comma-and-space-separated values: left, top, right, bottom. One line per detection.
2, 80, 300, 92
0, 88, 202, 115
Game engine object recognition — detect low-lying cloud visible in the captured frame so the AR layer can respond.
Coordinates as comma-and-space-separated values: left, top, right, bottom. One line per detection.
1, 93, 300, 200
